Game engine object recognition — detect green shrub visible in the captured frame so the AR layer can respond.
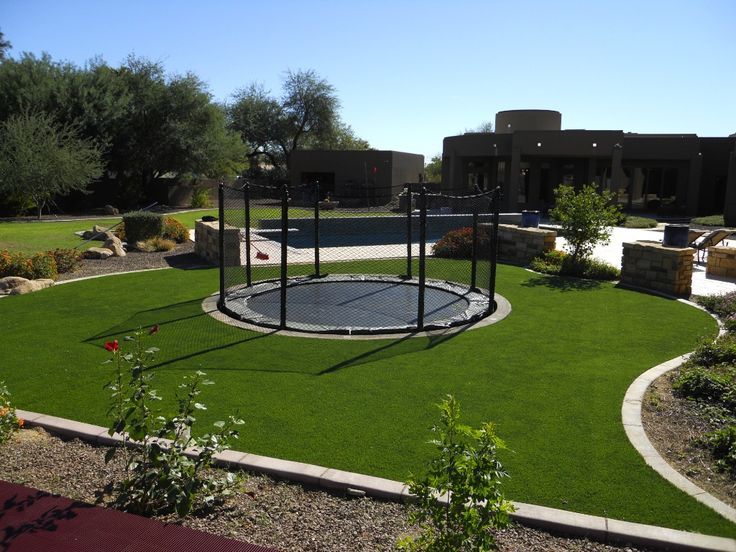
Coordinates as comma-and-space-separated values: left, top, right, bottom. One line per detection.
689, 334, 736, 367
0, 381, 22, 444
692, 214, 725, 227
49, 248, 82, 274
705, 425, 736, 475
432, 227, 488, 259
398, 395, 513, 552
529, 250, 620, 281
190, 185, 211, 209
102, 327, 244, 517
696, 292, 736, 320
122, 211, 164, 244
162, 217, 188, 243
673, 366, 734, 407
28, 252, 58, 280
135, 237, 176, 252
0, 249, 57, 280
620, 216, 658, 229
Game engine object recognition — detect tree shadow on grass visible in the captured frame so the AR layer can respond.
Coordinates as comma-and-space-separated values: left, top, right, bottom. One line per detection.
521, 274, 603, 292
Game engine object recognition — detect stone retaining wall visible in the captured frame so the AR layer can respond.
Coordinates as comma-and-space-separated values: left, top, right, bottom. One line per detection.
481, 223, 556, 265
194, 220, 242, 266
620, 241, 694, 297
707, 246, 736, 278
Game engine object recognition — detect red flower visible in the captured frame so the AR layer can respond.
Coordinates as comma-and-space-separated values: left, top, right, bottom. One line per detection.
104, 340, 119, 352
149, 324, 160, 335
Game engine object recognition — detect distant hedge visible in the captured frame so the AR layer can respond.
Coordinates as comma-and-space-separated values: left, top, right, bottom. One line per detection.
122, 211, 164, 243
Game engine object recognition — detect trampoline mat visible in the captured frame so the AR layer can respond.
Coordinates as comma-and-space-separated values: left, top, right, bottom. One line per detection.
223, 274, 490, 334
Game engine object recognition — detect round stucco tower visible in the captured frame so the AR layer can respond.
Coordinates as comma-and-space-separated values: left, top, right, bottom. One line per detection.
495, 110, 561, 134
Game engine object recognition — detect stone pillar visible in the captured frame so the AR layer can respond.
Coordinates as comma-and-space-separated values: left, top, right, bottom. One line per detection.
620, 241, 694, 297
484, 223, 556, 265
194, 220, 242, 267
707, 246, 736, 278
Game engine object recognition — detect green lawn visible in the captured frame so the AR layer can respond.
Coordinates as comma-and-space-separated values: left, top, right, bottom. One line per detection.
0, 261, 733, 536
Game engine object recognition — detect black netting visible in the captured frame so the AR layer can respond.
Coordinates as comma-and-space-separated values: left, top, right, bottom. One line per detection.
217, 182, 499, 335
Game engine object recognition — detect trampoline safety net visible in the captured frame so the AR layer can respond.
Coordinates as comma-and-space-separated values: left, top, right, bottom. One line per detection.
217, 181, 500, 335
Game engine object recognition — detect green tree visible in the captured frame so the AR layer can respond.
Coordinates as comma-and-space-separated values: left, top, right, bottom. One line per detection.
228, 69, 366, 176
0, 30, 11, 61
550, 183, 621, 264
0, 111, 103, 218
425, 153, 442, 183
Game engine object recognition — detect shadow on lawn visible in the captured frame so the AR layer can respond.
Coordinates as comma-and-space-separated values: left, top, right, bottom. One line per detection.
521, 274, 603, 292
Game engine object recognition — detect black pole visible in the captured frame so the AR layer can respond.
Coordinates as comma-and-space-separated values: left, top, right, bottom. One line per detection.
314, 181, 321, 277
417, 186, 427, 330
488, 186, 501, 316
218, 182, 225, 309
405, 184, 412, 278
470, 208, 478, 291
244, 183, 252, 287
280, 184, 289, 329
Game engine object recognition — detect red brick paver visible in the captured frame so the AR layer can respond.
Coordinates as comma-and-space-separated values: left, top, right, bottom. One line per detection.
0, 480, 277, 552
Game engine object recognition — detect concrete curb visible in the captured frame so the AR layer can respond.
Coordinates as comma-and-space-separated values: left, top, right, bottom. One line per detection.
14, 409, 736, 551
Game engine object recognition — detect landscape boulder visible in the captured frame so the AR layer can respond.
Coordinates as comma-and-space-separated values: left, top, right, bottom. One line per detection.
83, 247, 114, 260
9, 279, 55, 295
104, 204, 119, 215
104, 236, 126, 257
0, 276, 31, 294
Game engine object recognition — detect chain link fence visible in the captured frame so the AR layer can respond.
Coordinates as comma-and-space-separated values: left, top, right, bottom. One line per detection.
217, 182, 500, 335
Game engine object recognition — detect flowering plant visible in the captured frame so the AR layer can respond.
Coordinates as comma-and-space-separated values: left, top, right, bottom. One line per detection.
0, 381, 23, 444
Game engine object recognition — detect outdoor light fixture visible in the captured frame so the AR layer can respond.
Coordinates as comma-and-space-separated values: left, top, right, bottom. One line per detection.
537, 142, 542, 147
592, 142, 597, 147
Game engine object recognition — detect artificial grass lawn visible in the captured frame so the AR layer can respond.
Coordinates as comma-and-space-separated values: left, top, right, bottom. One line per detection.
0, 261, 734, 537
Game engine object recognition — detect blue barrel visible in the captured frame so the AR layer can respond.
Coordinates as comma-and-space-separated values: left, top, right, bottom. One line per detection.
521, 210, 541, 228
663, 224, 689, 247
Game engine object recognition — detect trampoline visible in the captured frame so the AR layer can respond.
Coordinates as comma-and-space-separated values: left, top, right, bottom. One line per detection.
221, 274, 490, 334
214, 181, 504, 337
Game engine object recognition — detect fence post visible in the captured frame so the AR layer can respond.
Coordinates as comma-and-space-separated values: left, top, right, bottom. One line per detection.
405, 184, 412, 278
244, 183, 252, 287
471, 208, 478, 291
487, 186, 501, 316
218, 182, 225, 309
417, 186, 427, 330
280, 184, 289, 329
314, 181, 321, 277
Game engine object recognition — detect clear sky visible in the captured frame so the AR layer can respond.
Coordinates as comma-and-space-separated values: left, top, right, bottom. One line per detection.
2, 0, 734, 161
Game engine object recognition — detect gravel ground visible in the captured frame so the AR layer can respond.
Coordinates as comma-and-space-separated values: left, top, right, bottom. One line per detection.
0, 429, 649, 552
642, 371, 736, 508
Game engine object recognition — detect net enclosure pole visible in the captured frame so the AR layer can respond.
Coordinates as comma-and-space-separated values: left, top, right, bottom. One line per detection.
314, 181, 321, 277
487, 186, 501, 316
405, 184, 412, 278
470, 208, 478, 291
280, 184, 289, 329
244, 183, 252, 286
417, 186, 427, 330
218, 182, 225, 309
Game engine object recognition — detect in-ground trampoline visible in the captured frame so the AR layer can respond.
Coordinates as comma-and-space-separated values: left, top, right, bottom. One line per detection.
212, 181, 506, 336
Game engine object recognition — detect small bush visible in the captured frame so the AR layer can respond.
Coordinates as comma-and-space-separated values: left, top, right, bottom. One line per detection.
620, 215, 658, 229
696, 292, 736, 321
0, 249, 57, 280
0, 381, 22, 444
705, 425, 736, 475
28, 252, 58, 280
692, 214, 725, 227
49, 248, 82, 274
432, 227, 488, 259
529, 250, 620, 281
190, 185, 211, 209
674, 366, 734, 406
122, 211, 164, 244
162, 217, 188, 243
135, 237, 176, 252
689, 334, 736, 367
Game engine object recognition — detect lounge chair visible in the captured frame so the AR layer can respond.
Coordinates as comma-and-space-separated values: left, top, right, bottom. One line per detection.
692, 229, 733, 262
687, 229, 706, 246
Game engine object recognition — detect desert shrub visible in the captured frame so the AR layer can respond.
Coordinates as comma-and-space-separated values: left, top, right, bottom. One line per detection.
696, 291, 736, 321
190, 185, 211, 208
0, 381, 22, 444
398, 395, 513, 552
102, 327, 243, 517
135, 237, 176, 252
689, 334, 736, 367
49, 248, 82, 274
432, 227, 488, 259
0, 250, 57, 280
122, 211, 164, 243
162, 217, 188, 243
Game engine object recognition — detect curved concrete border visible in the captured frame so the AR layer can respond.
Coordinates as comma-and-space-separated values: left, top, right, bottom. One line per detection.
13, 409, 735, 551
622, 297, 736, 526
202, 291, 512, 340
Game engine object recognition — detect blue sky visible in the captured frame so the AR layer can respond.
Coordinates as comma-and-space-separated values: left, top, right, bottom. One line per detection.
2, 0, 734, 160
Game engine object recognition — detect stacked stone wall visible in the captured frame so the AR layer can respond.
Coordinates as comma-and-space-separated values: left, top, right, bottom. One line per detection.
483, 224, 556, 265
620, 241, 693, 297
707, 246, 736, 278
194, 220, 242, 266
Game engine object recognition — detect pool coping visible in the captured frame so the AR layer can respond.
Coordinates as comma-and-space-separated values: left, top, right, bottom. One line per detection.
13, 408, 736, 552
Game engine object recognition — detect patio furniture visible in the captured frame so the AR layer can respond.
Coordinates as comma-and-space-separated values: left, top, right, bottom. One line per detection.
687, 229, 706, 246
692, 229, 733, 263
